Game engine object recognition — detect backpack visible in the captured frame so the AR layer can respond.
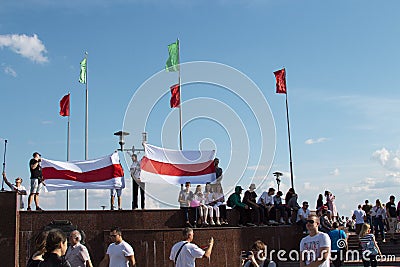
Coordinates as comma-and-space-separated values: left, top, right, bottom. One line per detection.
227, 194, 234, 207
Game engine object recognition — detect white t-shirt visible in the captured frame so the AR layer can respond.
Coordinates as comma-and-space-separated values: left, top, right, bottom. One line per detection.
257, 192, 274, 205
300, 232, 331, 267
66, 243, 91, 267
353, 209, 366, 224
16, 185, 26, 210
130, 161, 141, 179
296, 208, 311, 222
169, 241, 205, 267
106, 240, 134, 267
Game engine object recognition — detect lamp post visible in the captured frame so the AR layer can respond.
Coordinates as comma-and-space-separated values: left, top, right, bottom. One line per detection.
273, 171, 283, 191
113, 131, 147, 210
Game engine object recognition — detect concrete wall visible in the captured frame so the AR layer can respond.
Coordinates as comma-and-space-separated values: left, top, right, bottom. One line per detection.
0, 193, 303, 267
0, 191, 19, 267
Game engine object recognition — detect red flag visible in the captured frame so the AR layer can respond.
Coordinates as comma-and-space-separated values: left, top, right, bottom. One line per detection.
59, 94, 70, 116
274, 68, 287, 94
170, 84, 180, 108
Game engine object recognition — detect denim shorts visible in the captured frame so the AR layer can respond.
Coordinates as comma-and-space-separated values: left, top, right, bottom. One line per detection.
30, 178, 43, 194
110, 188, 122, 197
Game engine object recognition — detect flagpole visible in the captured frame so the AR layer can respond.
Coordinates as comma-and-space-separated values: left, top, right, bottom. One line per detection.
178, 39, 182, 151
66, 92, 70, 210
84, 52, 88, 210
285, 89, 294, 190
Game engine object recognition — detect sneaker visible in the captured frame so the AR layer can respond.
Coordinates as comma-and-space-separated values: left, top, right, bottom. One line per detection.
288, 218, 292, 224
111, 206, 115, 211
27, 207, 32, 211
118, 208, 122, 210
382, 239, 386, 243
203, 222, 209, 227
185, 222, 194, 227
216, 219, 221, 226
36, 207, 43, 211
210, 220, 215, 226
237, 224, 245, 227
246, 223, 256, 227
268, 220, 277, 224
280, 218, 285, 224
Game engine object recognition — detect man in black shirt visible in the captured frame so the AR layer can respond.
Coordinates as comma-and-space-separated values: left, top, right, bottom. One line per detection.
386, 195, 397, 241
243, 183, 263, 226
27, 152, 44, 211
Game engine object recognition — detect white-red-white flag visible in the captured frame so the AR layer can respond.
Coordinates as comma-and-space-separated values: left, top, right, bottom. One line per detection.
42, 153, 124, 191
140, 144, 216, 184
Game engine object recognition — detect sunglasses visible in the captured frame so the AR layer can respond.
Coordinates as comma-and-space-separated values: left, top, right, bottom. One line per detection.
306, 220, 315, 224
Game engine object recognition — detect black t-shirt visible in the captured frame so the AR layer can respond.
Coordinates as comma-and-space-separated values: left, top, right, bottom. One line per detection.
215, 167, 222, 179
38, 253, 71, 267
386, 202, 397, 218
30, 158, 42, 178
243, 191, 257, 205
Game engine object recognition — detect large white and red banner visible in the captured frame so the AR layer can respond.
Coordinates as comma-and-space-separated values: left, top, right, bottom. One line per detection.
140, 144, 216, 184
42, 153, 124, 191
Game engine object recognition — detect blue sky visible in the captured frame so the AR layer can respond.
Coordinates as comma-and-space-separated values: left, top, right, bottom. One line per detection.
1, 0, 400, 214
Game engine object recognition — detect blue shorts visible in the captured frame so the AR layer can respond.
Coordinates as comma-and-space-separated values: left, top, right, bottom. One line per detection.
110, 188, 122, 197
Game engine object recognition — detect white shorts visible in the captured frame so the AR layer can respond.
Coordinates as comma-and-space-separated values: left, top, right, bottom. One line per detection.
30, 178, 43, 194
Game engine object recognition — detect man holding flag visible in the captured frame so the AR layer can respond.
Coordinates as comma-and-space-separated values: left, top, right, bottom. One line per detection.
27, 152, 44, 211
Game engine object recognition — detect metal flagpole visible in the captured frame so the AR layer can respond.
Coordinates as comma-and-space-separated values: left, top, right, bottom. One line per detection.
285, 89, 294, 190
177, 39, 183, 191
66, 92, 70, 210
1, 139, 7, 191
84, 52, 89, 210
178, 39, 182, 151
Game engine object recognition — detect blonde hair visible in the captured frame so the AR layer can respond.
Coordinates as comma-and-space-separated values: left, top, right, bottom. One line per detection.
359, 223, 370, 238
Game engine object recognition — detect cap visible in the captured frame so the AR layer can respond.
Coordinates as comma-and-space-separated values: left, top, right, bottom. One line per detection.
249, 183, 256, 190
33, 152, 41, 157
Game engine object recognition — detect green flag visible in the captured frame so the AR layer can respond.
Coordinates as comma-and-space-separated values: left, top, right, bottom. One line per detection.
165, 39, 179, 72
79, 57, 87, 84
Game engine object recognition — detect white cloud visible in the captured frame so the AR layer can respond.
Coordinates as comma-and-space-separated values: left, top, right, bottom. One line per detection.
3, 65, 17, 77
305, 137, 328, 145
0, 34, 48, 63
372, 148, 400, 171
330, 168, 340, 176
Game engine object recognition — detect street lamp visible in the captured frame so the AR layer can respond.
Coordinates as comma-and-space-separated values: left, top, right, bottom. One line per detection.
273, 171, 283, 191
113, 131, 147, 210
114, 131, 130, 151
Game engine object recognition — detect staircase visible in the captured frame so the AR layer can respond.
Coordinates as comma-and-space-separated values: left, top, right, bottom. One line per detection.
344, 232, 400, 266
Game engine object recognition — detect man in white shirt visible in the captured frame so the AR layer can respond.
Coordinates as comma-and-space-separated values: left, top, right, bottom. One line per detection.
352, 204, 366, 234
99, 227, 136, 267
2, 172, 27, 210
300, 215, 331, 267
257, 188, 276, 224
130, 154, 145, 210
297, 201, 311, 234
66, 230, 93, 267
170, 227, 214, 267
